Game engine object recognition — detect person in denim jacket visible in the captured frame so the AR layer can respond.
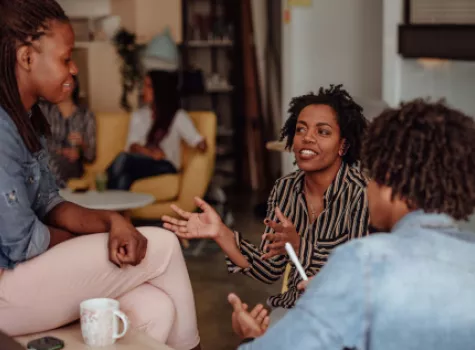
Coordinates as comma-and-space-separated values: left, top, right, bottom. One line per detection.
231, 100, 475, 350
0, 1, 200, 349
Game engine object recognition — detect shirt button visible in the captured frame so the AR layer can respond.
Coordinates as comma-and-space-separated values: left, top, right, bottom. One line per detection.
28, 176, 34, 183
37, 194, 41, 199
9, 193, 16, 201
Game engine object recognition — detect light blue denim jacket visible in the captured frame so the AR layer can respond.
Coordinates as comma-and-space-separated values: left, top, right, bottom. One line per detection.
240, 211, 475, 350
0, 106, 64, 269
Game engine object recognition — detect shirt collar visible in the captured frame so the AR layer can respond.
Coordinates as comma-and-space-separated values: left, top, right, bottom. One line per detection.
294, 162, 349, 206
391, 210, 457, 233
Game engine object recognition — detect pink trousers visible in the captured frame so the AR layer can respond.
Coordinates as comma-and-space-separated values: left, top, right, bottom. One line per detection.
0, 227, 199, 350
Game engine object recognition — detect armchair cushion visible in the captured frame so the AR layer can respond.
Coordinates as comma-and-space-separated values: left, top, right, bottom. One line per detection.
131, 174, 181, 202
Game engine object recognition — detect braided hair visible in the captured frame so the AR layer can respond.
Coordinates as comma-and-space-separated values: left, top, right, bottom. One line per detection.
280, 84, 367, 165
362, 99, 475, 220
0, 0, 69, 153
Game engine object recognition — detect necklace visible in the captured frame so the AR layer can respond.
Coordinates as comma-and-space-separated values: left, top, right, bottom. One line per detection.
304, 184, 317, 222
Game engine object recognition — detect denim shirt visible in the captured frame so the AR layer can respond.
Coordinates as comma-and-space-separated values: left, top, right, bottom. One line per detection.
0, 106, 64, 269
240, 211, 475, 350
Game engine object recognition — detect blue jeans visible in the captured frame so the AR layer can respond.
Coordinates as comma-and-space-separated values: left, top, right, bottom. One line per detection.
107, 152, 177, 190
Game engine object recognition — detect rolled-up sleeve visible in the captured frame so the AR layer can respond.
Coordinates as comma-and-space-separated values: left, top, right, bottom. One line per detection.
41, 168, 65, 219
0, 122, 51, 267
176, 110, 204, 147
225, 185, 288, 284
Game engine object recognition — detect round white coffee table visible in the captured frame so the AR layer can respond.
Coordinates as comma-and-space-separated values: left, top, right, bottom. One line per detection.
59, 190, 155, 211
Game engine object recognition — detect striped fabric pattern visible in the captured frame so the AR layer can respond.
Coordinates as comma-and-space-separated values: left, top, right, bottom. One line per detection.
226, 162, 370, 308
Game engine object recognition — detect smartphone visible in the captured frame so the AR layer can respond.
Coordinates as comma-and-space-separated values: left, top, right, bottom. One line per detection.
27, 336, 64, 350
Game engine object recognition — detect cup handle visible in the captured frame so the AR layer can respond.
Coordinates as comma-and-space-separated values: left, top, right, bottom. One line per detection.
113, 310, 129, 339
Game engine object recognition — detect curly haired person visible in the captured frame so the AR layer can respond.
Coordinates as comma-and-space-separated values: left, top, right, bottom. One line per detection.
231, 99, 475, 350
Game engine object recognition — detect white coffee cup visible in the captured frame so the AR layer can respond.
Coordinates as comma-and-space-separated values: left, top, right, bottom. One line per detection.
80, 298, 129, 347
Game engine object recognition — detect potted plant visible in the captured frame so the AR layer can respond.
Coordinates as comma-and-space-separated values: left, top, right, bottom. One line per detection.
112, 28, 144, 111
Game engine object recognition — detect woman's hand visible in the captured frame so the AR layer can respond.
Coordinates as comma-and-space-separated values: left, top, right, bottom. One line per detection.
196, 139, 208, 153
150, 148, 165, 161
262, 207, 300, 260
129, 143, 142, 153
228, 293, 270, 340
108, 216, 148, 268
162, 197, 224, 239
61, 147, 80, 162
297, 276, 315, 292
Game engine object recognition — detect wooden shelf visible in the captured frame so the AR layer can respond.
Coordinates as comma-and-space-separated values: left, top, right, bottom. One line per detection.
217, 126, 234, 137
206, 85, 234, 93
186, 39, 233, 48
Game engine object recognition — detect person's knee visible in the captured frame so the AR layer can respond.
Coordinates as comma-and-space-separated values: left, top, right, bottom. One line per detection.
138, 227, 181, 253
119, 285, 176, 343
109, 152, 128, 173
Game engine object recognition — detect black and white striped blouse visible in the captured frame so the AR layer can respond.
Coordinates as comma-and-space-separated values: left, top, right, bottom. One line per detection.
226, 162, 370, 308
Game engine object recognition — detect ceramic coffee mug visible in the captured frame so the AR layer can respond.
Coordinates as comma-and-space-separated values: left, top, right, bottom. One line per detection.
80, 298, 129, 347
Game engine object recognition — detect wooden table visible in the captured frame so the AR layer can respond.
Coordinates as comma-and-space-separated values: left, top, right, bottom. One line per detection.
16, 323, 173, 350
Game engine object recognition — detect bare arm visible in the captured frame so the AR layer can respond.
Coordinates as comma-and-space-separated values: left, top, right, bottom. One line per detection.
45, 201, 122, 236
48, 225, 76, 247
162, 198, 250, 268
215, 224, 251, 269
163, 197, 288, 283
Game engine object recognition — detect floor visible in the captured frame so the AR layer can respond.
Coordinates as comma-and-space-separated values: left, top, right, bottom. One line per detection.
184, 192, 279, 350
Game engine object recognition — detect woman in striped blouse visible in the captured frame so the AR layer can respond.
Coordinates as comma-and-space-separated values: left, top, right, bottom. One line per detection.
163, 85, 370, 310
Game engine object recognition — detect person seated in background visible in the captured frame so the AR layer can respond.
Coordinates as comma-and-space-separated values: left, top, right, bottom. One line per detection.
163, 85, 370, 319
40, 75, 96, 188
107, 70, 207, 190
229, 100, 475, 350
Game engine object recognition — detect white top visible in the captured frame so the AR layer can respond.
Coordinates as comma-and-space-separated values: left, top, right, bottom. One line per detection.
125, 107, 203, 169
59, 190, 155, 211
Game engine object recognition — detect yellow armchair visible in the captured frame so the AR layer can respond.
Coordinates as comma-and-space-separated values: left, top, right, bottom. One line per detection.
68, 110, 217, 223
130, 111, 217, 219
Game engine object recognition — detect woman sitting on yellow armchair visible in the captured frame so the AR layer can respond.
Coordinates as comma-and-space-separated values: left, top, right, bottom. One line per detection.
107, 70, 207, 190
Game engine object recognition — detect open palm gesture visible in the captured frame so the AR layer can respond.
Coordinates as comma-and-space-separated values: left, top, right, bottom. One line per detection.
162, 197, 223, 239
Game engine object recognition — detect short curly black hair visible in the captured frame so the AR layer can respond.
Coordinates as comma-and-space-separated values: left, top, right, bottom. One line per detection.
362, 99, 475, 220
280, 84, 367, 165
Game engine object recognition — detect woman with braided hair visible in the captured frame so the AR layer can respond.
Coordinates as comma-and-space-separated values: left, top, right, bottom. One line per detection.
0, 1, 200, 349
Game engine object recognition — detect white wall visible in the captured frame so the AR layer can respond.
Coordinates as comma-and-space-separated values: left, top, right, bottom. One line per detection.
281, 0, 383, 174
383, 0, 475, 116
57, 0, 111, 18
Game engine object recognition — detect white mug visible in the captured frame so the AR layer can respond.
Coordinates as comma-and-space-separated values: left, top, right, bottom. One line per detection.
80, 298, 129, 347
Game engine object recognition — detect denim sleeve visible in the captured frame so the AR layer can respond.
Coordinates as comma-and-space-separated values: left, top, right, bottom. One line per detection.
239, 242, 369, 350
39, 164, 65, 220
0, 122, 50, 266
